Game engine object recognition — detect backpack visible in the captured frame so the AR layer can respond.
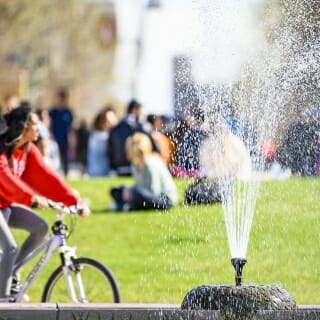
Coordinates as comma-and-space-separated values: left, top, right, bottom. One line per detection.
185, 178, 222, 205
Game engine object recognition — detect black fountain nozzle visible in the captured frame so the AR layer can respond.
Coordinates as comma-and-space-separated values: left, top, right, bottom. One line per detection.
231, 257, 247, 286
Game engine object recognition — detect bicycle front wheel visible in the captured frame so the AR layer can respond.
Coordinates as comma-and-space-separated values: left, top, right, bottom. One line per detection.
42, 257, 120, 303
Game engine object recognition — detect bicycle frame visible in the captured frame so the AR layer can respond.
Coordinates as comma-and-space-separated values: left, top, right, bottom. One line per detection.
5, 201, 96, 303
12, 230, 77, 302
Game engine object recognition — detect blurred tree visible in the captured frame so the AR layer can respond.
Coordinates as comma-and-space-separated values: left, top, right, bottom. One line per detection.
0, 0, 118, 119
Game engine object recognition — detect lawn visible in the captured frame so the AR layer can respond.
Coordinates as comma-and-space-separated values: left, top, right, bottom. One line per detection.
14, 176, 320, 304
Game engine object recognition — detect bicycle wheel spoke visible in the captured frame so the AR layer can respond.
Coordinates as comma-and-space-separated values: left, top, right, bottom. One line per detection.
42, 258, 120, 303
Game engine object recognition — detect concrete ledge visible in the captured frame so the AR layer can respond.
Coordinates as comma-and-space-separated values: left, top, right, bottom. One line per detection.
0, 304, 319, 320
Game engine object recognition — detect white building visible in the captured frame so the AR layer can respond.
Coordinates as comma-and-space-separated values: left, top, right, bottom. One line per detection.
113, 0, 264, 116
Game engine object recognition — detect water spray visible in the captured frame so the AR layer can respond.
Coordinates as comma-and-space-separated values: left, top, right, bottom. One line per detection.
231, 257, 247, 286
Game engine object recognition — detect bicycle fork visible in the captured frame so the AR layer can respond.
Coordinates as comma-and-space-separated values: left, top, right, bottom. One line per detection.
60, 246, 88, 303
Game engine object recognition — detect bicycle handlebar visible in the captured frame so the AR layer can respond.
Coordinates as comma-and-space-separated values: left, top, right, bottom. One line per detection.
47, 200, 78, 215
48, 199, 90, 217
31, 199, 90, 218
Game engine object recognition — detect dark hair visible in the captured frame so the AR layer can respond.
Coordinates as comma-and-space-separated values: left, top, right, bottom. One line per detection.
0, 105, 33, 157
146, 114, 163, 127
56, 88, 69, 101
92, 106, 115, 131
19, 100, 31, 108
127, 99, 141, 114
146, 114, 156, 125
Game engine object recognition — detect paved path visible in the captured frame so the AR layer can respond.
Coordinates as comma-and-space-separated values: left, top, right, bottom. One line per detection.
0, 304, 319, 320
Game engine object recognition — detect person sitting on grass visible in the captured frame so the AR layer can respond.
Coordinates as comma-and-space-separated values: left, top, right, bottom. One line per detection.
110, 132, 178, 211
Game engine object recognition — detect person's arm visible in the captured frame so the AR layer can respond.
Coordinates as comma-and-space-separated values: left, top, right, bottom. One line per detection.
143, 158, 160, 195
0, 153, 35, 206
0, 150, 51, 208
69, 109, 73, 126
21, 143, 78, 206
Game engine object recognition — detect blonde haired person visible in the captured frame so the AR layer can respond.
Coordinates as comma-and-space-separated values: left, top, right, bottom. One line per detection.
110, 132, 177, 211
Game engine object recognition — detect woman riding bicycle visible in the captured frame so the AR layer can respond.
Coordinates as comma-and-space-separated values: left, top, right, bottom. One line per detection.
0, 105, 88, 301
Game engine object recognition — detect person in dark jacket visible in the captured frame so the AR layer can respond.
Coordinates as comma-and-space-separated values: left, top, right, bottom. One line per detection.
107, 99, 149, 176
49, 88, 73, 176
170, 114, 206, 178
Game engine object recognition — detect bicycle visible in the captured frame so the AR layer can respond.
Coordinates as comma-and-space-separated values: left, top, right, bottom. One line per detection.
9, 200, 120, 303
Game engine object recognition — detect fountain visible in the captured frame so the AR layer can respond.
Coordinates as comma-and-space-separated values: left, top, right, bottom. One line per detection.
230, 257, 247, 286
178, 0, 320, 317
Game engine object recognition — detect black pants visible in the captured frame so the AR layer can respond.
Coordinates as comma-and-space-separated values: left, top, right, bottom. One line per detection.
58, 142, 69, 176
110, 186, 172, 211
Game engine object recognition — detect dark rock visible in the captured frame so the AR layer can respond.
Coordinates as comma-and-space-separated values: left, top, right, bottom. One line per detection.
181, 284, 296, 320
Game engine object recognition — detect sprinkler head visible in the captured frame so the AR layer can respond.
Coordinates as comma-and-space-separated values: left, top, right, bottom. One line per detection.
231, 257, 247, 286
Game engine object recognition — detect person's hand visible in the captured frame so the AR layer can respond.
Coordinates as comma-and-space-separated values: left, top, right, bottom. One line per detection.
77, 198, 90, 217
31, 195, 49, 209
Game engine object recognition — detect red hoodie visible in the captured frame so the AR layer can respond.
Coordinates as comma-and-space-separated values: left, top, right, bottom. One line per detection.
0, 142, 78, 208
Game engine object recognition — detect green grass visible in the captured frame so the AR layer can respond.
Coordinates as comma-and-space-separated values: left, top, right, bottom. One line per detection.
14, 177, 320, 304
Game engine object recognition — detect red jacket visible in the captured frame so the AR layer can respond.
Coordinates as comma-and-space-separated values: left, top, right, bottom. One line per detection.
0, 142, 78, 208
